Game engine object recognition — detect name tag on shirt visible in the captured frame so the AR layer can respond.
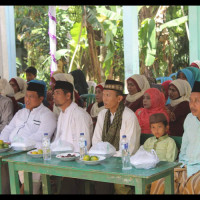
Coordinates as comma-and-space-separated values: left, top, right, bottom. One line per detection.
33, 120, 41, 126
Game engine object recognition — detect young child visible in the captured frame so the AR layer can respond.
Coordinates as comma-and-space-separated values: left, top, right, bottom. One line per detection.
143, 112, 178, 194
25, 66, 37, 82
143, 113, 178, 162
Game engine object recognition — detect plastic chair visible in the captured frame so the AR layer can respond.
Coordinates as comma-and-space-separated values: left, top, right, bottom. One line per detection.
87, 81, 97, 94
169, 72, 177, 79
80, 94, 96, 109
156, 76, 172, 84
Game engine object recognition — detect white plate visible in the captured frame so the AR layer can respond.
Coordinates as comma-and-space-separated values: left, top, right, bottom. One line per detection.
0, 145, 11, 153
12, 145, 35, 151
80, 155, 106, 165
56, 153, 80, 161
27, 149, 43, 158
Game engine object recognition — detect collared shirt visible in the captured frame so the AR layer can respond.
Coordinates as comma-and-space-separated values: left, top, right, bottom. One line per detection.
179, 113, 200, 177
0, 103, 57, 148
92, 107, 141, 156
143, 134, 178, 162
0, 95, 13, 133
51, 102, 93, 152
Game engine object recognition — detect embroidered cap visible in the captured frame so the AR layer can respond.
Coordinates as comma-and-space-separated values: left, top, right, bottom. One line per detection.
104, 79, 124, 93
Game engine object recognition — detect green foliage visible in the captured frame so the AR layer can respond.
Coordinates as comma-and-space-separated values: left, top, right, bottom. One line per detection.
15, 6, 73, 87
139, 18, 157, 66
14, 5, 189, 85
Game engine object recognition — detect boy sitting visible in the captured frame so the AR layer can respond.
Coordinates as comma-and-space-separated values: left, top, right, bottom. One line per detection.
143, 113, 178, 162
143, 113, 178, 194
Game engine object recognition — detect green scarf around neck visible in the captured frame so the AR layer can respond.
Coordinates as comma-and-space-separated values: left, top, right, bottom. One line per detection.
102, 101, 125, 150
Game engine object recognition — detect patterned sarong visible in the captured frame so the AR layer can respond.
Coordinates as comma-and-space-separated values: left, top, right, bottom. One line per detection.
150, 166, 200, 194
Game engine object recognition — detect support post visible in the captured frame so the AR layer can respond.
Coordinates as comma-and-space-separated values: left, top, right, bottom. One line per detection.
189, 6, 200, 63
123, 6, 139, 93
0, 6, 16, 79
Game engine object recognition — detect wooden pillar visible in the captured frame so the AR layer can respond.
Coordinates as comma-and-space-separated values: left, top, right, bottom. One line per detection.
0, 6, 16, 79
189, 6, 200, 63
123, 6, 139, 93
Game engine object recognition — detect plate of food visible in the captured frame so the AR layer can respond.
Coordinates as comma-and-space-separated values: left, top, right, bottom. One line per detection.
27, 149, 43, 158
0, 140, 11, 153
80, 155, 106, 165
56, 153, 80, 161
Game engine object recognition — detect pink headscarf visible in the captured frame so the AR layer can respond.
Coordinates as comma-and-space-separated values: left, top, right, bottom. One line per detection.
162, 80, 172, 101
135, 88, 169, 134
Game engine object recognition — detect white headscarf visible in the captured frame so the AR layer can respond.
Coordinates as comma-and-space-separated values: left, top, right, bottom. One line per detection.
11, 77, 27, 100
126, 74, 150, 102
90, 82, 105, 118
0, 78, 15, 97
169, 79, 191, 107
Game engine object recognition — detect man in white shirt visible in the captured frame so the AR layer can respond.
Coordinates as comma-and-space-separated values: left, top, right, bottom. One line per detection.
52, 80, 93, 151
51, 80, 93, 194
0, 81, 57, 194
92, 79, 141, 194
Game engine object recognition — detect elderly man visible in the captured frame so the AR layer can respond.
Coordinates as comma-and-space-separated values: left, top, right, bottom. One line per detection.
0, 81, 57, 194
151, 81, 200, 194
51, 80, 93, 194
92, 79, 141, 194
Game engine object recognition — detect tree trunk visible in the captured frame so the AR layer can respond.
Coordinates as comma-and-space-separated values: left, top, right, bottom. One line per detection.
86, 22, 102, 83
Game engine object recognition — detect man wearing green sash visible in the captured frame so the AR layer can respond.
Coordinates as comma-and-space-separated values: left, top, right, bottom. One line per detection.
92, 79, 141, 194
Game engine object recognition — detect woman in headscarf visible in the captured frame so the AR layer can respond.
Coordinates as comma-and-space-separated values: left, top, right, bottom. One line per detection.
87, 83, 105, 130
135, 88, 169, 134
166, 79, 191, 136
0, 78, 18, 115
124, 74, 150, 112
186, 66, 200, 82
161, 80, 172, 105
70, 69, 88, 96
190, 60, 200, 69
9, 77, 27, 104
176, 68, 195, 89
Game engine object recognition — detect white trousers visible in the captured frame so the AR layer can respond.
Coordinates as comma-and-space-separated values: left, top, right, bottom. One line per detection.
18, 171, 41, 194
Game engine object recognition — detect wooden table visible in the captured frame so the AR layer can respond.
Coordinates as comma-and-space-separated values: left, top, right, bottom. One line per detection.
0, 149, 25, 194
3, 153, 180, 194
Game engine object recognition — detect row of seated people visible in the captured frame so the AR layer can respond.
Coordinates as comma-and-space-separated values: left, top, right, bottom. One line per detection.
0, 61, 200, 194
0, 77, 199, 194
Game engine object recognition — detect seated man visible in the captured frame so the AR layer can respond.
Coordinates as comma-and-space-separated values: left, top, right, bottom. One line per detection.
92, 79, 141, 194
0, 95, 13, 134
0, 81, 57, 194
151, 81, 200, 194
51, 80, 93, 194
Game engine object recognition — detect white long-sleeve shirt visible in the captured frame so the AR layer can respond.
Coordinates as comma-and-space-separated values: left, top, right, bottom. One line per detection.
92, 107, 141, 156
51, 102, 93, 152
0, 103, 57, 148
